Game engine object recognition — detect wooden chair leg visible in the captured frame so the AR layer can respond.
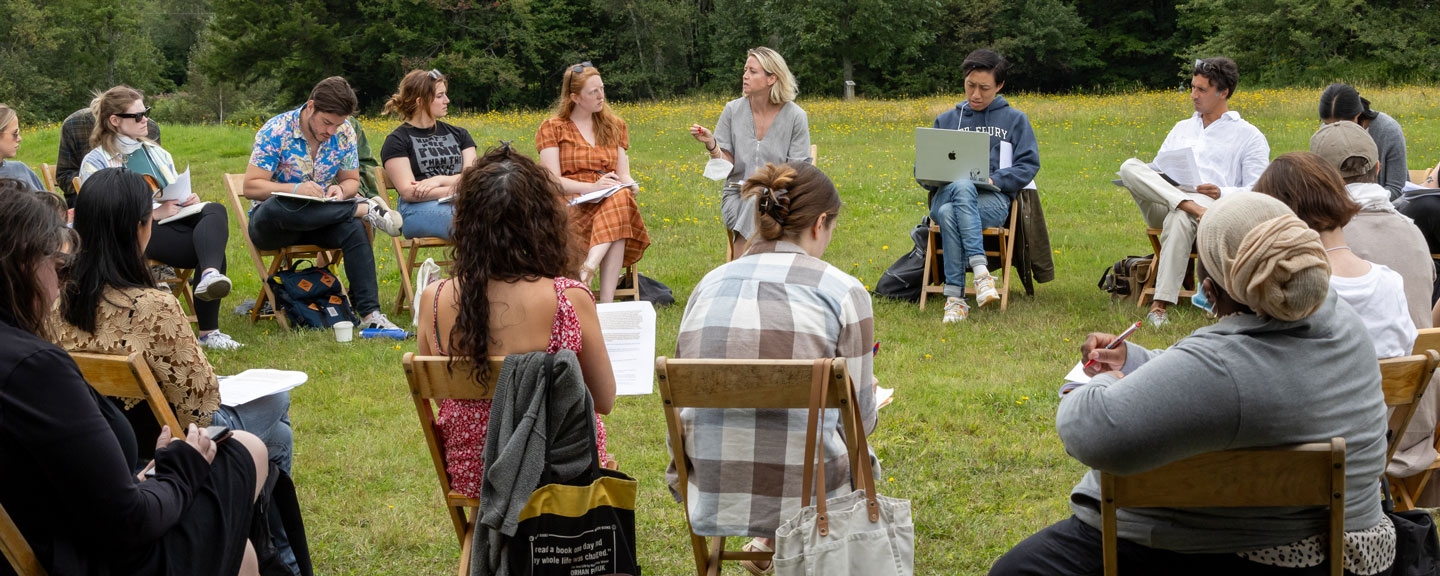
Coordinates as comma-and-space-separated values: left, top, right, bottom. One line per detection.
457, 517, 475, 576
392, 236, 411, 316
706, 536, 725, 576
920, 226, 938, 311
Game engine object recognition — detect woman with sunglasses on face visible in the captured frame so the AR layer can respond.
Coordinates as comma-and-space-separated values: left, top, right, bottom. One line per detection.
689, 47, 811, 258
0, 179, 272, 576
381, 69, 476, 240
77, 86, 242, 350
537, 61, 650, 303
0, 104, 47, 191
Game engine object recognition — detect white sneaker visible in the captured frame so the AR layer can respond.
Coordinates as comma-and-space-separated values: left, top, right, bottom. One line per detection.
198, 331, 244, 350
362, 311, 401, 331
363, 197, 404, 237
974, 272, 1000, 308
194, 270, 232, 301
943, 297, 969, 323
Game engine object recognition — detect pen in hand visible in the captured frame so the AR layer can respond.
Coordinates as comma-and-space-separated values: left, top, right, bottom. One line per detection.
1082, 321, 1142, 370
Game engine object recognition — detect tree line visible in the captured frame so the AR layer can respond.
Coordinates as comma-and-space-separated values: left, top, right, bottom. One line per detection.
4, 0, 1438, 123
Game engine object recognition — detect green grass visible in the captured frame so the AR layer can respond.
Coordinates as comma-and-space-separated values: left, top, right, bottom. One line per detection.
16, 86, 1440, 574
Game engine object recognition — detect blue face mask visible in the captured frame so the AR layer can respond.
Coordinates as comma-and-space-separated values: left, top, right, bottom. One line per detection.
1191, 283, 1216, 316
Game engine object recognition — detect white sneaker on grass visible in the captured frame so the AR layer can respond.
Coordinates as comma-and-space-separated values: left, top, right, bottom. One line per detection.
974, 272, 1000, 308
194, 270, 232, 301
361, 311, 401, 331
943, 297, 969, 324
363, 197, 404, 237
198, 331, 244, 350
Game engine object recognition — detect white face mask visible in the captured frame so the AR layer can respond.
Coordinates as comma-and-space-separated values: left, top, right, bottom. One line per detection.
703, 157, 734, 181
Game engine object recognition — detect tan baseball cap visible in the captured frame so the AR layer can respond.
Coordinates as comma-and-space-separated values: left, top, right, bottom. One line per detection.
1309, 121, 1377, 178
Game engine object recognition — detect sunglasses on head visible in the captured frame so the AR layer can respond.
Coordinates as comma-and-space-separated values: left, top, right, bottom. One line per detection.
1193, 59, 1210, 73
114, 107, 151, 121
428, 69, 443, 81
571, 61, 593, 75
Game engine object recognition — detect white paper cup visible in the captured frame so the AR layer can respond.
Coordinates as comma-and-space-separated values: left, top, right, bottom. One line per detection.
333, 321, 354, 343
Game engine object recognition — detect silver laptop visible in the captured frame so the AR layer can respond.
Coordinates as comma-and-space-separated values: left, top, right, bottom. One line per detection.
915, 127, 996, 191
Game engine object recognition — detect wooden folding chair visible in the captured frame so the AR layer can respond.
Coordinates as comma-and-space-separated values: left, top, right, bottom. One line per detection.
70, 351, 185, 434
223, 173, 341, 329
0, 500, 45, 576
1409, 168, 1433, 186
1390, 329, 1440, 510
656, 356, 867, 576
149, 261, 198, 325
1137, 227, 1199, 308
723, 145, 820, 262
1101, 438, 1347, 576
1380, 352, 1439, 467
375, 167, 454, 315
402, 353, 501, 576
71, 177, 81, 195
38, 163, 57, 193
919, 196, 1020, 311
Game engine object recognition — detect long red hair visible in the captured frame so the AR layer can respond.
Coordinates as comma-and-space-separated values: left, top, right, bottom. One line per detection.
553, 65, 624, 148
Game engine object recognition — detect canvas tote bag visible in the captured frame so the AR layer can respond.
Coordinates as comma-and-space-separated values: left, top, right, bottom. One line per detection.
772, 359, 914, 575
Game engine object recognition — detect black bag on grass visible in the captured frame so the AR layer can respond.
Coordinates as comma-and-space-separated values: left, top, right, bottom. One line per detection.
1098, 255, 1153, 299
267, 262, 358, 329
875, 218, 933, 302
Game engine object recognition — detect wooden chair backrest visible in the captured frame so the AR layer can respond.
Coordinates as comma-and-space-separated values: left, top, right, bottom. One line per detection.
70, 351, 185, 434
0, 500, 46, 576
655, 356, 864, 575
1410, 168, 1432, 185
1413, 328, 1440, 358
38, 164, 57, 193
401, 353, 503, 544
70, 177, 81, 195
1381, 352, 1439, 464
222, 173, 252, 231
1100, 438, 1346, 576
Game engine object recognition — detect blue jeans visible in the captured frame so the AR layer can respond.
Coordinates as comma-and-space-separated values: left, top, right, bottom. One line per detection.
929, 180, 1012, 297
398, 199, 454, 240
212, 391, 297, 573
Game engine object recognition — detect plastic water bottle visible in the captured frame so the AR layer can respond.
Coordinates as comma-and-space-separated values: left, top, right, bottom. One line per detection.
360, 328, 410, 340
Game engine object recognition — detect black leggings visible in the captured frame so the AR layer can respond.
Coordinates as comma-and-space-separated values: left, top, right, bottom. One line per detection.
145, 202, 230, 331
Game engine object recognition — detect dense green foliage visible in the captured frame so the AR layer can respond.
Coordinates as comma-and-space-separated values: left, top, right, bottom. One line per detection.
6, 0, 1440, 122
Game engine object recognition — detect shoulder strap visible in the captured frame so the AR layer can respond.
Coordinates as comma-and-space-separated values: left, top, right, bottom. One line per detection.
432, 279, 449, 355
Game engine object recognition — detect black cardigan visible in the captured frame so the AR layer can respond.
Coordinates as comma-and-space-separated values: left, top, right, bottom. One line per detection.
0, 315, 211, 576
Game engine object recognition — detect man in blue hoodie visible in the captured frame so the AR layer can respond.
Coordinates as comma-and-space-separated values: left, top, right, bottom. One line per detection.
920, 49, 1040, 323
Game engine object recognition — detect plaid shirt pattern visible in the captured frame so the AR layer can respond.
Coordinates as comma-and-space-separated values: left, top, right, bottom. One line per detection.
670, 240, 877, 537
56, 107, 160, 201
534, 116, 628, 183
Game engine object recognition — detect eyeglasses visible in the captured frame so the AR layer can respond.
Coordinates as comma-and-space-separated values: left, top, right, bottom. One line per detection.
428, 69, 444, 80
571, 61, 593, 75
114, 107, 151, 122
1193, 59, 1210, 73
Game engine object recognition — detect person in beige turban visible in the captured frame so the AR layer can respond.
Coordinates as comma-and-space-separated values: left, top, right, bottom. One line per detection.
991, 193, 1395, 575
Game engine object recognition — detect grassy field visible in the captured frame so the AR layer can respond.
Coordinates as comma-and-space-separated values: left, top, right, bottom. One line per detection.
16, 86, 1440, 574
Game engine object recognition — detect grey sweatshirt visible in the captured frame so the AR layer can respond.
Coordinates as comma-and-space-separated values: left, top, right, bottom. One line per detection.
1368, 111, 1408, 200
1058, 290, 1387, 553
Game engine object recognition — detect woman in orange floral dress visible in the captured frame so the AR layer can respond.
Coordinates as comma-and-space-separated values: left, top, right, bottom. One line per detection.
536, 62, 650, 302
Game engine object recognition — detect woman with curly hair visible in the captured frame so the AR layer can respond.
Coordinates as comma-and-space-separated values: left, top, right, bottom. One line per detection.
537, 62, 650, 302
416, 144, 617, 499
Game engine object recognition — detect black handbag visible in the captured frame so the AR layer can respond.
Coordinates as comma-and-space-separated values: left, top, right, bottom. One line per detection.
1390, 509, 1440, 576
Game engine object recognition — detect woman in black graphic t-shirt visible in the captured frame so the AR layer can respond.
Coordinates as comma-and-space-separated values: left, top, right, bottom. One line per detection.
381, 69, 477, 240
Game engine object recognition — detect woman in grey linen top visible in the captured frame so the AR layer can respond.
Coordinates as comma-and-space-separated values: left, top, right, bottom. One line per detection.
991, 194, 1392, 575
1320, 83, 1408, 199
689, 47, 811, 255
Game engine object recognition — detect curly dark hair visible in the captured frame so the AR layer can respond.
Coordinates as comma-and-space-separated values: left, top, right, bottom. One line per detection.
448, 144, 578, 382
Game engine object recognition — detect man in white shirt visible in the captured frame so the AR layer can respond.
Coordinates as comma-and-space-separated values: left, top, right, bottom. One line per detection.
1117, 57, 1270, 326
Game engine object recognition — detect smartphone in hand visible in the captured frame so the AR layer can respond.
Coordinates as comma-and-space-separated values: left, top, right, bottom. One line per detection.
203, 425, 233, 443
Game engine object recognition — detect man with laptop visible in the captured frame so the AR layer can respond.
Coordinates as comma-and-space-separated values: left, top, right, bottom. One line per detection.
916, 48, 1039, 323
1117, 57, 1269, 327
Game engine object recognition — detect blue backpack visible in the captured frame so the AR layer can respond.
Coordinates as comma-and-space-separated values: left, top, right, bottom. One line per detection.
267, 262, 358, 329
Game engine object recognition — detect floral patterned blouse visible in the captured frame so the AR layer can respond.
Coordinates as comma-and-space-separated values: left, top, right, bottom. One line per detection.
248, 104, 358, 195
48, 286, 220, 428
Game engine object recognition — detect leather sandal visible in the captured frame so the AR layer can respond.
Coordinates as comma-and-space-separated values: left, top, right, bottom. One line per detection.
740, 538, 774, 575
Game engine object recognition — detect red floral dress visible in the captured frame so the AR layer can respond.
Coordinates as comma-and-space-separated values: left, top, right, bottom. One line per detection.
433, 277, 610, 498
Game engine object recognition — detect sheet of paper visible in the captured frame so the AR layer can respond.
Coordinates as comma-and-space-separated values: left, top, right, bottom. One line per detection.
158, 167, 192, 202
1063, 361, 1090, 384
218, 369, 308, 407
569, 182, 637, 206
269, 192, 353, 203
1403, 181, 1436, 193
596, 301, 656, 396
1149, 147, 1201, 187
999, 140, 1014, 169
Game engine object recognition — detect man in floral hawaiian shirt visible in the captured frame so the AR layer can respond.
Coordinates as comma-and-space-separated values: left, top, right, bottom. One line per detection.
242, 76, 404, 331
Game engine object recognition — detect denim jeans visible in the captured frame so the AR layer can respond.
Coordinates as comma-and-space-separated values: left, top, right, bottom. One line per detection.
213, 391, 298, 575
929, 180, 1013, 297
249, 197, 380, 316
397, 198, 454, 240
